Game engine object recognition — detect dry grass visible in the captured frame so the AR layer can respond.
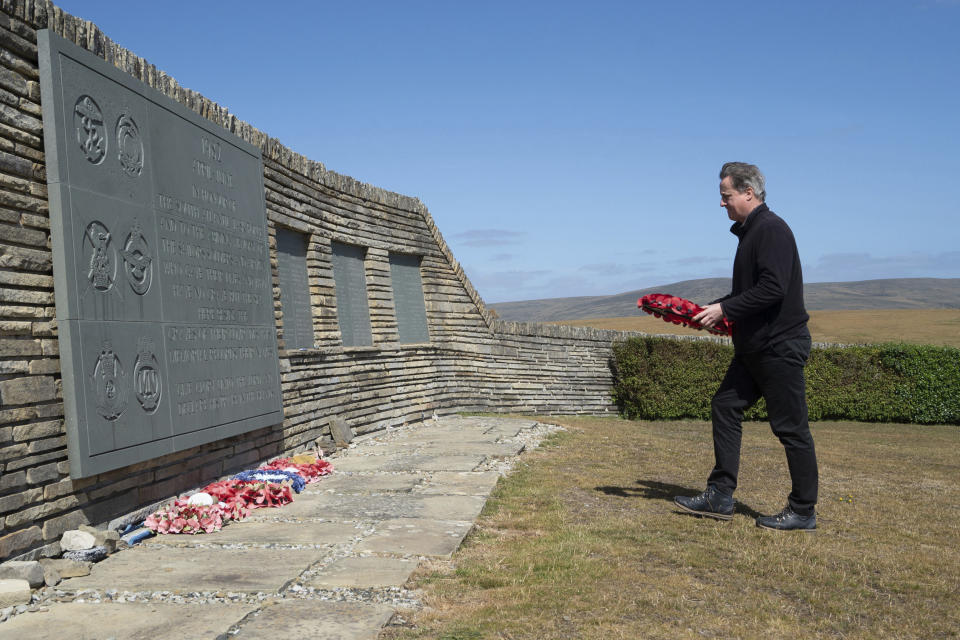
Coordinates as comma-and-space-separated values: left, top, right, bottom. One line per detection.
548, 309, 960, 348
382, 417, 960, 640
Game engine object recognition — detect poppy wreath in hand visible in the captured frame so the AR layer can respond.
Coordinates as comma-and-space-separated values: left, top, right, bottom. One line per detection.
638, 293, 733, 336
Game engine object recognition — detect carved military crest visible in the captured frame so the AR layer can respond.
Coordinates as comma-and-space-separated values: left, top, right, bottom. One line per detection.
133, 337, 161, 413
83, 221, 117, 292
116, 113, 144, 177
92, 341, 127, 421
74, 95, 106, 164
121, 219, 152, 295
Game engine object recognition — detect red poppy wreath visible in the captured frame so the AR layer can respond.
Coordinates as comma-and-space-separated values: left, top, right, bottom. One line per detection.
637, 293, 733, 336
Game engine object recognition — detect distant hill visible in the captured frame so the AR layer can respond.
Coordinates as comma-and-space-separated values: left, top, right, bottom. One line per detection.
488, 278, 960, 322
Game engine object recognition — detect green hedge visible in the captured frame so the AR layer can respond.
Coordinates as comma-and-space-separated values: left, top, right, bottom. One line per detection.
610, 337, 960, 425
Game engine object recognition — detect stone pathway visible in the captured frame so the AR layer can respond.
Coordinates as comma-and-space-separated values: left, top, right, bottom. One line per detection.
0, 416, 560, 639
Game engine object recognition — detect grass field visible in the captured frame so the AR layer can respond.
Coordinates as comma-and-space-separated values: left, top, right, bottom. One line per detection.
382, 416, 960, 640
547, 309, 960, 348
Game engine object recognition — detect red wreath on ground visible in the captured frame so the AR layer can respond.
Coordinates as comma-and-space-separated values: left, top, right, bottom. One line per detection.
638, 293, 733, 336
261, 457, 334, 482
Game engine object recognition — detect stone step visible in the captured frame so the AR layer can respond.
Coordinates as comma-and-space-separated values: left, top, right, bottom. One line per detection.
59, 546, 325, 594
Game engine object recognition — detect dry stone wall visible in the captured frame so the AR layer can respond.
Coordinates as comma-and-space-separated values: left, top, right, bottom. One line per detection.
0, 0, 629, 562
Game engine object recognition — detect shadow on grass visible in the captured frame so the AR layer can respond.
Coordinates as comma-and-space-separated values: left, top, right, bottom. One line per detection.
595, 479, 763, 519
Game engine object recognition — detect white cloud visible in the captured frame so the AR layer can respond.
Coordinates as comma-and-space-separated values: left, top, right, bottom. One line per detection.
451, 229, 526, 247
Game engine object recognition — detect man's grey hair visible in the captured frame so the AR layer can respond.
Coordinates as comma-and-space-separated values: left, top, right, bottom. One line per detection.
720, 162, 766, 202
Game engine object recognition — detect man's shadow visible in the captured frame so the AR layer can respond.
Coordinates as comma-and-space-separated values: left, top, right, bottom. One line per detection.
596, 479, 763, 519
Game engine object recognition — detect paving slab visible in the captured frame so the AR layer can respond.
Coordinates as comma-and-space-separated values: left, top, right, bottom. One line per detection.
0, 601, 252, 639
419, 495, 488, 521
423, 416, 534, 429
303, 473, 422, 495
483, 417, 539, 427
245, 492, 486, 523
415, 442, 524, 457
59, 546, 324, 593
423, 418, 535, 437
233, 599, 395, 639
388, 431, 499, 445
326, 455, 411, 473
418, 471, 501, 496
356, 518, 474, 558
143, 520, 363, 547
407, 454, 489, 471
332, 454, 485, 473
305, 555, 418, 588
248, 492, 420, 521
481, 421, 539, 436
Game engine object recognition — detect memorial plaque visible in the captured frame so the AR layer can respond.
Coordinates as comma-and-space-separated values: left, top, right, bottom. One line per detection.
389, 253, 430, 344
330, 242, 372, 347
38, 30, 283, 478
275, 227, 314, 350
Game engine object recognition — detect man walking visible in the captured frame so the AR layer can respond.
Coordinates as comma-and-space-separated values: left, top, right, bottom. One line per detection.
674, 162, 818, 531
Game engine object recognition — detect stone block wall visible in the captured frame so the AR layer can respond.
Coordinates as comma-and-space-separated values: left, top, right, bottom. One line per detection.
0, 0, 636, 561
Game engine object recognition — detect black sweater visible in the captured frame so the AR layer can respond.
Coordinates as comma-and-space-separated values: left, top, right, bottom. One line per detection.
713, 204, 810, 354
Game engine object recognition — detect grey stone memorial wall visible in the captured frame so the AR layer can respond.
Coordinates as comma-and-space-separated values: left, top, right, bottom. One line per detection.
38, 30, 283, 478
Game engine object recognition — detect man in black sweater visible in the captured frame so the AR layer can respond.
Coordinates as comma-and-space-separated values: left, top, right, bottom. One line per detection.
674, 162, 818, 531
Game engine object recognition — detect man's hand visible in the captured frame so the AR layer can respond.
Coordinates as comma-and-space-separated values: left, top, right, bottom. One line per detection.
693, 303, 725, 328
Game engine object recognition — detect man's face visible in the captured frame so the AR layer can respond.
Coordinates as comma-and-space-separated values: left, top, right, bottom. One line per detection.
719, 176, 756, 223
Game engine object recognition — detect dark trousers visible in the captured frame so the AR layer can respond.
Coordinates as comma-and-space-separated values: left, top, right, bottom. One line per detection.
707, 336, 818, 515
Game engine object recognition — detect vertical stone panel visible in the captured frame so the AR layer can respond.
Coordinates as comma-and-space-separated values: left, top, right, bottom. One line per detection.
390, 252, 430, 345
275, 227, 313, 350
330, 241, 372, 348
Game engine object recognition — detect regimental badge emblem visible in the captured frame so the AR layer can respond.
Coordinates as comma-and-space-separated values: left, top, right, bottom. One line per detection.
74, 95, 106, 164
84, 221, 117, 293
116, 113, 144, 177
121, 219, 153, 295
93, 341, 127, 421
133, 337, 161, 413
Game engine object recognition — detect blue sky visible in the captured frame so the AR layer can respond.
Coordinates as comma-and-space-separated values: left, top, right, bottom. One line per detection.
56, 1, 960, 303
